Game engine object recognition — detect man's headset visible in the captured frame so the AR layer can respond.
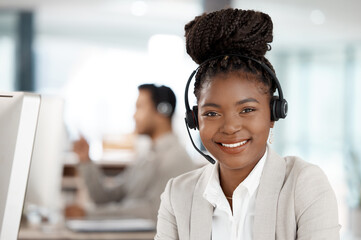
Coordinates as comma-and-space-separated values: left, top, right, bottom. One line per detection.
153, 85, 175, 117
184, 54, 288, 164
157, 102, 173, 116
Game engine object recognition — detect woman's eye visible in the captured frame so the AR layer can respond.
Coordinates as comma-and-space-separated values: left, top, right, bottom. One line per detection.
241, 108, 255, 113
204, 112, 218, 117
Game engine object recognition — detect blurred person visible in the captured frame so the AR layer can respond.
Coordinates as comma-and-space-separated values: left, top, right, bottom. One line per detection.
73, 84, 197, 221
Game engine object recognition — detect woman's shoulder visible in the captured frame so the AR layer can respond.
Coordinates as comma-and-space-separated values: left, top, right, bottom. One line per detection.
171, 164, 211, 187
282, 155, 333, 194
283, 155, 325, 177
278, 155, 339, 233
163, 164, 211, 199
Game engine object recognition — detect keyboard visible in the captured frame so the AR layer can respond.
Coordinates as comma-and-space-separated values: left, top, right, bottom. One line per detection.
66, 218, 156, 232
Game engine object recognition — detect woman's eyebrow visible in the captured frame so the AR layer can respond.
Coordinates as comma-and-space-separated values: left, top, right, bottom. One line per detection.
236, 98, 259, 105
201, 98, 259, 108
201, 103, 221, 108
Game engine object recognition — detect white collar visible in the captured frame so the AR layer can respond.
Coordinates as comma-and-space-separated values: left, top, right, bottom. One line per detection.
237, 147, 267, 198
203, 147, 268, 208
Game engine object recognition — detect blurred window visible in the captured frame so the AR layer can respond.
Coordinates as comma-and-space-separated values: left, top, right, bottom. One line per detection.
0, 12, 17, 91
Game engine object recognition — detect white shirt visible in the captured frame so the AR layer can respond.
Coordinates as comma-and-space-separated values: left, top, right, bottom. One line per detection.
203, 148, 267, 240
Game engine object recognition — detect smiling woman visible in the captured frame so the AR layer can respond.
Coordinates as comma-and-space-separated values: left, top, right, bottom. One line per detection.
155, 8, 340, 240
198, 72, 273, 180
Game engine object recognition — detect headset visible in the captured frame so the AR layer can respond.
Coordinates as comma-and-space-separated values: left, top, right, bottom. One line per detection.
184, 54, 288, 164
157, 102, 173, 116
142, 84, 175, 117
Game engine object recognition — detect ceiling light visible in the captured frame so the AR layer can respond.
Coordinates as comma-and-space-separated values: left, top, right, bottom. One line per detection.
131, 1, 147, 17
310, 9, 325, 25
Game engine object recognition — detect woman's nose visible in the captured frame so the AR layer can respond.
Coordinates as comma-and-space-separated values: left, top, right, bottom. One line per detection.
220, 114, 241, 135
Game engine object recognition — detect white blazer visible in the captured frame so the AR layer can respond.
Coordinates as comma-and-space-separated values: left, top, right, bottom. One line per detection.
155, 147, 340, 240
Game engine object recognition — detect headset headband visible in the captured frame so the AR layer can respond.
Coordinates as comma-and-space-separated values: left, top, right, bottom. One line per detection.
184, 53, 285, 112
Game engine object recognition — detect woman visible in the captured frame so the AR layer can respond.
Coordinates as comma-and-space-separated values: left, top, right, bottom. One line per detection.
155, 8, 340, 240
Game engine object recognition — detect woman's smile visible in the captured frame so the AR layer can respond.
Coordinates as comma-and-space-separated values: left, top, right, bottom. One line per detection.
215, 139, 250, 154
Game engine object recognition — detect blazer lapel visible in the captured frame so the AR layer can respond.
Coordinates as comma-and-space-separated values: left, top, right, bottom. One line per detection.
190, 165, 214, 240
253, 147, 286, 240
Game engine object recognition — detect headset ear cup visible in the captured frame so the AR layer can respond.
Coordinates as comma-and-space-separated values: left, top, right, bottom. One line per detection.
279, 99, 288, 119
271, 96, 279, 121
192, 106, 199, 129
186, 110, 196, 129
185, 106, 199, 130
275, 99, 288, 120
271, 96, 288, 121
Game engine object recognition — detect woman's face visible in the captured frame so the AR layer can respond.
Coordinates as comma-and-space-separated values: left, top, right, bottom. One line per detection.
198, 72, 274, 171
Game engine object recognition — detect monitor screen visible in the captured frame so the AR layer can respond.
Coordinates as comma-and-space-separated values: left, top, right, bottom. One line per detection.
0, 92, 41, 240
22, 96, 66, 225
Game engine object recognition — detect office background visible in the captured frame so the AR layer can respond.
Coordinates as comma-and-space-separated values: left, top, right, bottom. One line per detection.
1, 0, 360, 238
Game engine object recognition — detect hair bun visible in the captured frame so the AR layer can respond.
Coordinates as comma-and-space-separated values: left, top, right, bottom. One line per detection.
185, 8, 273, 64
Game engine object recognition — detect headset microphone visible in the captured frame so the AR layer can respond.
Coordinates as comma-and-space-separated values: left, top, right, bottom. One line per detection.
184, 119, 216, 164
184, 69, 216, 165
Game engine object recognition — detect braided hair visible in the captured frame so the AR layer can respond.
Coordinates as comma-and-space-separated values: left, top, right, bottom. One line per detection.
184, 8, 277, 99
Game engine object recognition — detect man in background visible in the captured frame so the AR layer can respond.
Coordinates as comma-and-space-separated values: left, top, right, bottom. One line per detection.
73, 84, 196, 221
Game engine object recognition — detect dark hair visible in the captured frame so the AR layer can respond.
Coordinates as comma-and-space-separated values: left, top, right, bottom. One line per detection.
138, 84, 176, 118
184, 8, 277, 99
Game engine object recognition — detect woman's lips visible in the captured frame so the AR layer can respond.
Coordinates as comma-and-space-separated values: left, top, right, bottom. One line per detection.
216, 139, 250, 154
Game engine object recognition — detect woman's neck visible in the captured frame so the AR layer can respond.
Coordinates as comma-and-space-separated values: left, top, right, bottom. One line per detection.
218, 148, 267, 198
219, 164, 253, 199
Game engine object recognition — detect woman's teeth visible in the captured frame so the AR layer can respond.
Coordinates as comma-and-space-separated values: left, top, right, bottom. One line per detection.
221, 140, 248, 148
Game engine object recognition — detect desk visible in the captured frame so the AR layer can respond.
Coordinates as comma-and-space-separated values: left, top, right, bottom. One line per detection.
18, 226, 155, 240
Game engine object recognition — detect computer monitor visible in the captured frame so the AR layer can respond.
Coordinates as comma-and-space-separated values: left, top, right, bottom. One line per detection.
0, 92, 41, 240
22, 96, 66, 224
